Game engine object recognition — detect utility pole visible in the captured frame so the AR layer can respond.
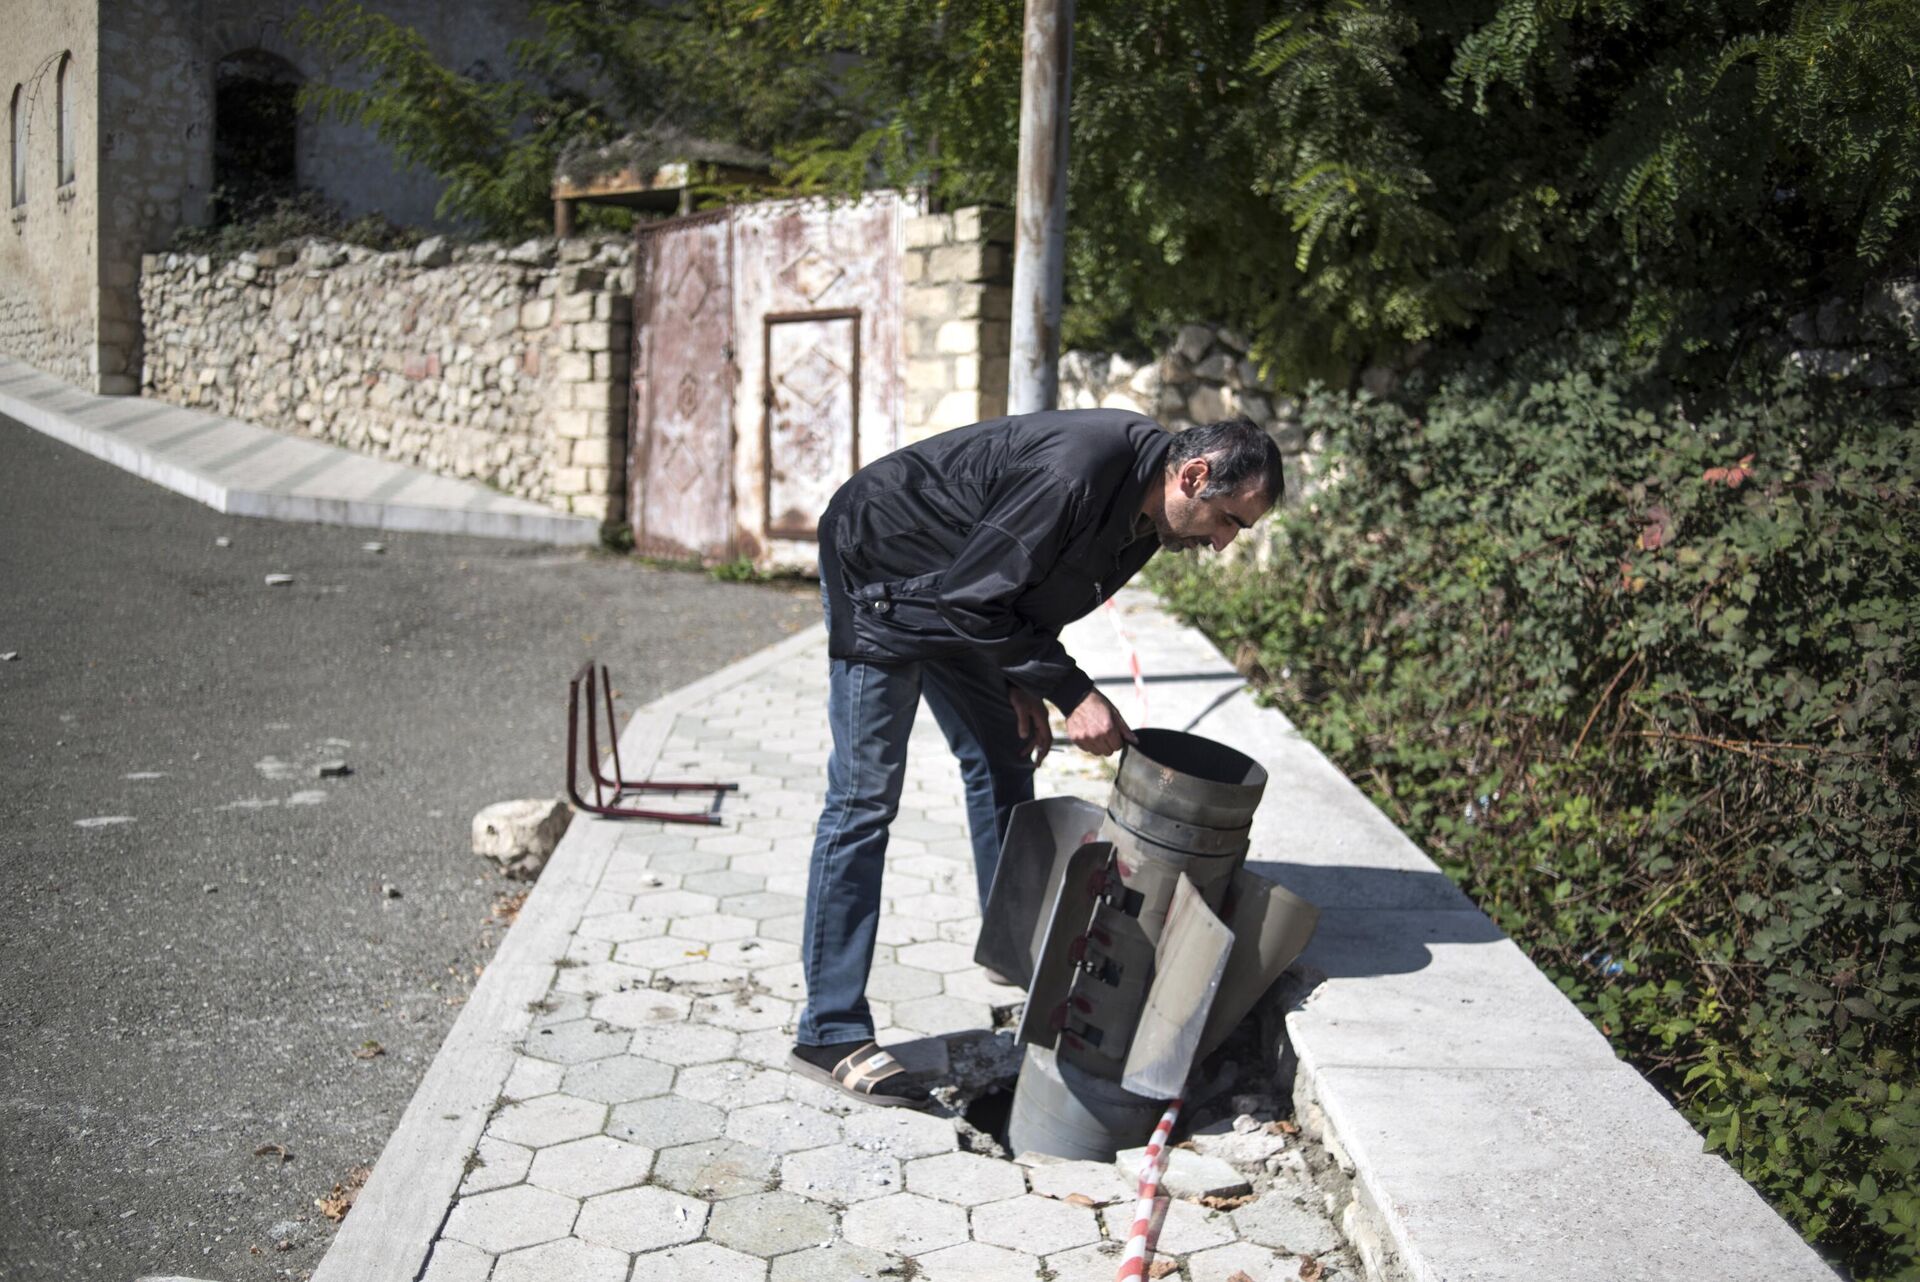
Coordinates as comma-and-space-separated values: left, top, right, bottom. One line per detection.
1006, 0, 1074, 415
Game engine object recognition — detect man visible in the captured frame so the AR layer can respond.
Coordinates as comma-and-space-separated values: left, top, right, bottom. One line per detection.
788, 410, 1283, 1107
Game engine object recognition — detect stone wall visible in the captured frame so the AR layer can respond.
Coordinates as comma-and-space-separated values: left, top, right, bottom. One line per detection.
901, 206, 1013, 445
2, 1, 99, 388
1059, 322, 1327, 505
139, 236, 632, 520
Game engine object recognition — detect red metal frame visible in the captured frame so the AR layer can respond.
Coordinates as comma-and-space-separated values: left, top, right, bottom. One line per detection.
566, 661, 736, 824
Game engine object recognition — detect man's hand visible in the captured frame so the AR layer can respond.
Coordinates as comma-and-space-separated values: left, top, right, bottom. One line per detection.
1065, 689, 1137, 756
1008, 686, 1053, 767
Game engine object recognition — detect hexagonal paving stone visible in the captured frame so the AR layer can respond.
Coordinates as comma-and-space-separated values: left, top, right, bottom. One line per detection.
769, 1240, 900, 1282
659, 960, 754, 987
1189, 1241, 1299, 1282
562, 1053, 675, 1104
935, 919, 982, 947
764, 871, 811, 898
523, 1018, 633, 1065
460, 1135, 533, 1195
419, 1238, 492, 1282
865, 963, 944, 1002
842, 1106, 959, 1160
895, 941, 979, 973
576, 910, 669, 943
608, 1095, 724, 1148
707, 1190, 839, 1258
916, 1241, 1044, 1282
692, 991, 794, 1033
1101, 1197, 1236, 1255
762, 915, 808, 945
1231, 1192, 1342, 1257
890, 994, 993, 1037
893, 894, 976, 923
601, 867, 683, 894
441, 1184, 579, 1253
720, 890, 806, 920
527, 1133, 656, 1197
492, 1236, 630, 1282
574, 1185, 708, 1253
589, 988, 694, 1029
675, 1058, 790, 1109
502, 1056, 567, 1100
488, 1093, 607, 1149
669, 913, 759, 943
633, 1241, 771, 1281
904, 1152, 1027, 1206
943, 967, 1026, 1006
553, 959, 653, 998
648, 851, 732, 877
639, 1020, 740, 1066
972, 1193, 1101, 1255
655, 1137, 781, 1199
1023, 1158, 1131, 1207
706, 937, 800, 970
782, 1143, 904, 1203
726, 1099, 842, 1154
757, 961, 808, 1002
685, 869, 767, 897
1045, 1241, 1130, 1282
581, 889, 636, 917
693, 833, 773, 857
876, 916, 939, 947
841, 1192, 971, 1256
624, 887, 720, 917
616, 936, 728, 968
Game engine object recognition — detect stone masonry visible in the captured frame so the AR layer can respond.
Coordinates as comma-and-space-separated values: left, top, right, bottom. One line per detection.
901, 206, 1014, 446
139, 235, 633, 521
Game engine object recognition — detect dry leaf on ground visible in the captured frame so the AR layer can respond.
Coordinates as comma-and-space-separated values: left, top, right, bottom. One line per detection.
315, 1165, 372, 1222
252, 1143, 293, 1163
1268, 1119, 1301, 1136
1064, 1193, 1097, 1207
1299, 1256, 1325, 1281
1148, 1261, 1179, 1279
352, 1040, 385, 1060
490, 889, 529, 926
1197, 1193, 1258, 1210
1227, 1272, 1258, 1282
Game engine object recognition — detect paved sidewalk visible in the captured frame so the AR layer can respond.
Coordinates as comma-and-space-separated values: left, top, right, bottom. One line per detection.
316, 594, 1352, 1282
0, 355, 598, 544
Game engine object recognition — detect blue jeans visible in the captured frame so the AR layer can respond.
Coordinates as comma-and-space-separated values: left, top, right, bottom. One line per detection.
797, 615, 1036, 1046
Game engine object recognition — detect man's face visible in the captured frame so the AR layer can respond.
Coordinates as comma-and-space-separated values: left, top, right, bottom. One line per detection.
1153, 459, 1273, 553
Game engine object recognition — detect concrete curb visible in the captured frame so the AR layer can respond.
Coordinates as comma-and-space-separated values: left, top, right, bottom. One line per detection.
310, 626, 823, 1282
1059, 590, 1837, 1282
0, 357, 600, 545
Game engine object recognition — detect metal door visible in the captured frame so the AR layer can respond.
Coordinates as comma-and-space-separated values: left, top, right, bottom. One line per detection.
631, 211, 734, 560
762, 310, 859, 540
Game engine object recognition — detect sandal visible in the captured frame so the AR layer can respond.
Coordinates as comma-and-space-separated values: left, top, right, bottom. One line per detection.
788, 1039, 933, 1110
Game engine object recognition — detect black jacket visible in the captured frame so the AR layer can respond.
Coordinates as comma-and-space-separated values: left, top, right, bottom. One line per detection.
819, 409, 1171, 712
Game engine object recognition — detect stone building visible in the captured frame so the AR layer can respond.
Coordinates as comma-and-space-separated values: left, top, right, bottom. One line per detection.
1, 0, 534, 394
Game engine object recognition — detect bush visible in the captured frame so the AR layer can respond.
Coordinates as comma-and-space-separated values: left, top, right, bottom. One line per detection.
1152, 349, 1919, 1279
168, 190, 421, 260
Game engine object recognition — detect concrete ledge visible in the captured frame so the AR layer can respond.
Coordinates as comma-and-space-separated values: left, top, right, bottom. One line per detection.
0, 356, 601, 545
1059, 589, 1838, 1282
310, 626, 825, 1282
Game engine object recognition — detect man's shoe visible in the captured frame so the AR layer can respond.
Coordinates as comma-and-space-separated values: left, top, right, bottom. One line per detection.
788, 1039, 934, 1110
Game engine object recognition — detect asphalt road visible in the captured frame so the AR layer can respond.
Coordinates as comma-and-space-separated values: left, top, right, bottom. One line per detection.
0, 417, 817, 1281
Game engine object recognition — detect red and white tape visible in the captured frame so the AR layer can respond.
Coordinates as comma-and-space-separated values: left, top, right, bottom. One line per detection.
1114, 1097, 1183, 1280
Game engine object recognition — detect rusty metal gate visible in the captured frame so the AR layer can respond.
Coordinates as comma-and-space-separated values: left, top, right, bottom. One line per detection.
630, 193, 908, 564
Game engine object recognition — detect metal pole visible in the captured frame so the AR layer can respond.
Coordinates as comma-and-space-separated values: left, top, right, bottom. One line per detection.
1007, 0, 1074, 416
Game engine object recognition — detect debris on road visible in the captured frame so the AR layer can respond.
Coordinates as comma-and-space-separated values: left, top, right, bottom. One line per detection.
74, 816, 135, 828
352, 1041, 385, 1061
361, 541, 386, 554
315, 760, 352, 778
214, 536, 231, 547
473, 798, 572, 880
264, 574, 294, 586
379, 881, 402, 899
253, 1143, 294, 1164
1, 651, 18, 661
314, 1165, 371, 1222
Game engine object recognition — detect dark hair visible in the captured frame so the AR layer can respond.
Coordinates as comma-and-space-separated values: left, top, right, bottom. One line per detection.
1166, 417, 1285, 505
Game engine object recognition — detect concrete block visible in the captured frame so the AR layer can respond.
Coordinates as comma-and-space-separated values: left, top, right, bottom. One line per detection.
842, 1193, 971, 1256
929, 243, 988, 284
1114, 1146, 1249, 1200
1021, 1156, 1131, 1207
905, 214, 952, 249
903, 251, 927, 284
551, 466, 589, 494
570, 382, 619, 410
573, 321, 618, 352
441, 1184, 580, 1254
571, 437, 619, 468
971, 1194, 1102, 1255
783, 1143, 904, 1203
935, 321, 978, 355
548, 409, 600, 441
574, 1186, 707, 1253
520, 298, 553, 329
555, 353, 595, 383
557, 293, 596, 323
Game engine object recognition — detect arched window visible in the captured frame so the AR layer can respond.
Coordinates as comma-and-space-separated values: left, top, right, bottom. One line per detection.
8, 85, 23, 208
56, 54, 74, 187
212, 49, 301, 222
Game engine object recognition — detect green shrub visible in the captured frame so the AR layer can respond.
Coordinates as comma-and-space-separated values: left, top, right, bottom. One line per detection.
1152, 350, 1919, 1278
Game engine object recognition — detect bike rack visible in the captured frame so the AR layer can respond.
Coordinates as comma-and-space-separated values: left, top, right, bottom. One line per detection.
566, 660, 736, 824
